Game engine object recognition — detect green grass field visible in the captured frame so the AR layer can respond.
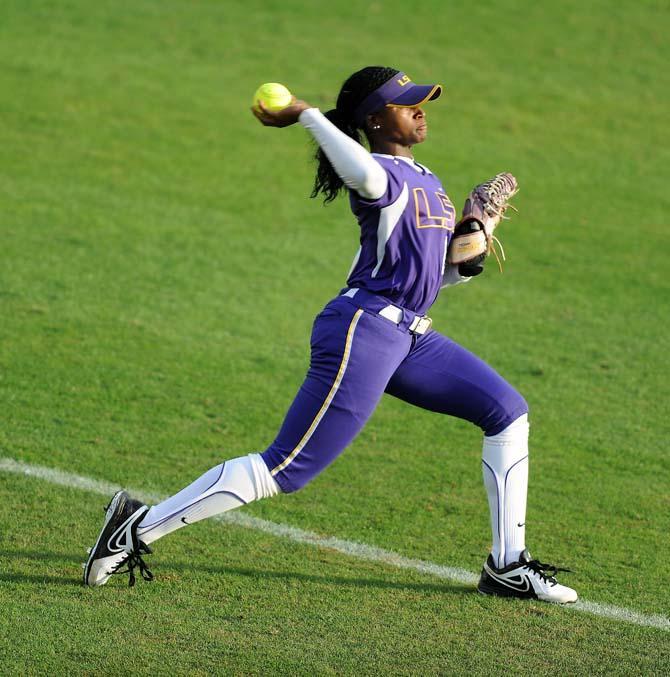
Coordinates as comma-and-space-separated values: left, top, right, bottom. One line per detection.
1, 0, 669, 673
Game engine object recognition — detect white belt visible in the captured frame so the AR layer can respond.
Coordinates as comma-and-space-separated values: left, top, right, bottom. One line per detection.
342, 288, 432, 335
378, 305, 403, 323
379, 305, 432, 335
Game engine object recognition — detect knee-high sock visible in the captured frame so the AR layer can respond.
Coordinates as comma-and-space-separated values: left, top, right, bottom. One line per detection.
136, 453, 280, 545
482, 414, 529, 568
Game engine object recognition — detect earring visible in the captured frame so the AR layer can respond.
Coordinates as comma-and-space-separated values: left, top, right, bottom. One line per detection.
373, 124, 381, 130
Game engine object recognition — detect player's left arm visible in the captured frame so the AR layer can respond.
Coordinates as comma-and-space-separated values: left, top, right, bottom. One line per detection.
440, 262, 474, 288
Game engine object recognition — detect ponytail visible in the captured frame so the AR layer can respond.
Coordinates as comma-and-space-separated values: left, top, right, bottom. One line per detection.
310, 66, 399, 204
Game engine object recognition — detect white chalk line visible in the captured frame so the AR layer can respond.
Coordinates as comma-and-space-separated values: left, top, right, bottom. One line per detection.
1, 456, 668, 632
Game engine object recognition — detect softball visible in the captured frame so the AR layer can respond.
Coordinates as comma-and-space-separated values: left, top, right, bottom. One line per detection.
252, 83, 292, 112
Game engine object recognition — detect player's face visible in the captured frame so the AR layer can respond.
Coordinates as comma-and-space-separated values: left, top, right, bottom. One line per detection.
375, 105, 428, 146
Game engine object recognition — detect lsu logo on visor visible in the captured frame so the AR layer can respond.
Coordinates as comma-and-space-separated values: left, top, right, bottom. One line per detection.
397, 75, 411, 86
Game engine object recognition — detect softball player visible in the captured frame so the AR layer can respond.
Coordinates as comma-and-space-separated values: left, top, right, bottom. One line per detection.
84, 67, 577, 604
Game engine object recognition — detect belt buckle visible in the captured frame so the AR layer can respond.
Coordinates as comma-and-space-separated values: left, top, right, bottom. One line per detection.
410, 315, 432, 335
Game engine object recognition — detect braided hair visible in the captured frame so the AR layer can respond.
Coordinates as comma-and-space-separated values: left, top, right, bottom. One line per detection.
311, 66, 400, 203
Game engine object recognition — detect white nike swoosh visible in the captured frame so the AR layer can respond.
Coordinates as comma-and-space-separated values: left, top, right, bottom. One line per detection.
486, 566, 531, 593
107, 513, 139, 552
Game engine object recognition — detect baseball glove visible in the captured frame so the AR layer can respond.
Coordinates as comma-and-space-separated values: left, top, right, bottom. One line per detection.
447, 172, 519, 276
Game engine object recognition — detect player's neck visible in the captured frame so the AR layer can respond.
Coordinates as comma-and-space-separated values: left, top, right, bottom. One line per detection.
370, 140, 413, 159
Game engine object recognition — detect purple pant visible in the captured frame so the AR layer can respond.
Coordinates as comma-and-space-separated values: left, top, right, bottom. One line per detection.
262, 290, 528, 493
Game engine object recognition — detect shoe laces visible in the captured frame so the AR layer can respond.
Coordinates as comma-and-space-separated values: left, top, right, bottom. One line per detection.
110, 541, 154, 587
101, 501, 154, 587
523, 558, 571, 587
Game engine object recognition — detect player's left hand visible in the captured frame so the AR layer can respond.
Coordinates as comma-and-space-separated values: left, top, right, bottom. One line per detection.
251, 98, 311, 128
447, 172, 519, 274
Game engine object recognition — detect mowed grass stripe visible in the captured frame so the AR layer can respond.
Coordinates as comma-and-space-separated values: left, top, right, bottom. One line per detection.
2, 455, 668, 633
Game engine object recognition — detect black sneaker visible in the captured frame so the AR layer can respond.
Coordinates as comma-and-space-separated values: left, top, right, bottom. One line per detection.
478, 548, 577, 604
83, 490, 153, 587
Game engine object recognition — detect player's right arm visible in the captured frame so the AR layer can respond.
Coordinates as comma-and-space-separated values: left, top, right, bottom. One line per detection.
252, 101, 387, 200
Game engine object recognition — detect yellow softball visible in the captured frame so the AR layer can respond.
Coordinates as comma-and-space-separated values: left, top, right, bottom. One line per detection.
252, 83, 292, 112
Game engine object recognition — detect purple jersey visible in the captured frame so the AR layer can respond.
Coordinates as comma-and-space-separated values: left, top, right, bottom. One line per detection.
346, 154, 456, 315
